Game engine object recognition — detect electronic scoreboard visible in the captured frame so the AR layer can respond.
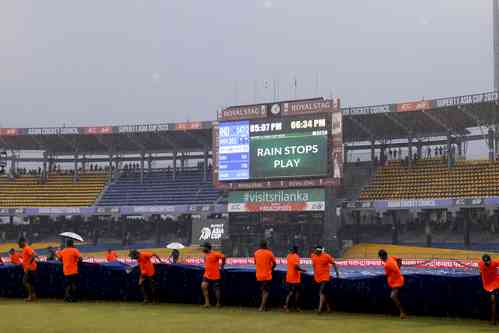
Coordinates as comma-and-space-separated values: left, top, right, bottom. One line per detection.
218, 114, 330, 181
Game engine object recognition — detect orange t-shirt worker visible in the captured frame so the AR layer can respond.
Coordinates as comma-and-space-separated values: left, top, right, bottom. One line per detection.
9, 250, 22, 265
204, 251, 225, 281
22, 245, 37, 273
311, 252, 334, 283
138, 251, 156, 277
58, 247, 82, 276
286, 252, 301, 284
106, 250, 118, 262
254, 248, 276, 282
480, 258, 499, 292
384, 256, 404, 289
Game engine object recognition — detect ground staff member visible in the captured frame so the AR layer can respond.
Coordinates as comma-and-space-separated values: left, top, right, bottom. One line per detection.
378, 249, 407, 319
480, 254, 499, 325
284, 246, 306, 312
311, 245, 339, 313
129, 250, 163, 303
254, 240, 276, 312
18, 237, 38, 302
58, 239, 82, 302
201, 242, 225, 308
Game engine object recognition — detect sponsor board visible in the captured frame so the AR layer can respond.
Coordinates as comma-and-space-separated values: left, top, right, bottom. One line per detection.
396, 100, 432, 112
228, 188, 325, 212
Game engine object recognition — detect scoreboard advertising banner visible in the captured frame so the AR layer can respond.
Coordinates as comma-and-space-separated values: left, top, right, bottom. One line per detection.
228, 188, 325, 212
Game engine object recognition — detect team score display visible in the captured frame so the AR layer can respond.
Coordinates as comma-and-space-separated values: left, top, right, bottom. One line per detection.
290, 118, 327, 130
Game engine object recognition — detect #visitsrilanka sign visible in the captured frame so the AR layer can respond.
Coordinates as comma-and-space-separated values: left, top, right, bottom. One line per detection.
228, 188, 325, 212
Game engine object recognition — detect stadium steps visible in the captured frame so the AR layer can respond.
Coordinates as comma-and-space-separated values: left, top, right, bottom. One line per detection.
359, 159, 499, 200
96, 169, 222, 207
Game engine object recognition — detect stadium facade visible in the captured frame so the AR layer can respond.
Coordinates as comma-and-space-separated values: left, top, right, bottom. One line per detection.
1, 90, 499, 255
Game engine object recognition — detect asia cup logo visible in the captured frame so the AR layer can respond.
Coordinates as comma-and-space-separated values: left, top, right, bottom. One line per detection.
199, 224, 224, 241
199, 227, 211, 240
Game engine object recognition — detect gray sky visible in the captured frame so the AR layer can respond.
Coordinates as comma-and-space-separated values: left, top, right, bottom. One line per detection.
0, 0, 494, 127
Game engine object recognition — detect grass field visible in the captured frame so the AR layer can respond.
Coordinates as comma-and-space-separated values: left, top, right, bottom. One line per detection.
0, 300, 496, 333
83, 247, 203, 258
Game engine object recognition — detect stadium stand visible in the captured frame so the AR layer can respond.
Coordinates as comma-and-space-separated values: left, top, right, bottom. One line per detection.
359, 159, 499, 200
0, 172, 107, 207
343, 243, 499, 260
97, 168, 222, 206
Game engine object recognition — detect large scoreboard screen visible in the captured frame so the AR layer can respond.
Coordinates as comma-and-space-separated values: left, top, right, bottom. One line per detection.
218, 114, 329, 181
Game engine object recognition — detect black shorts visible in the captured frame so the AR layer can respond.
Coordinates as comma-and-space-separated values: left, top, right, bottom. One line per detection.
317, 280, 331, 294
202, 277, 221, 288
65, 274, 79, 286
259, 280, 272, 291
287, 283, 301, 292
23, 270, 37, 285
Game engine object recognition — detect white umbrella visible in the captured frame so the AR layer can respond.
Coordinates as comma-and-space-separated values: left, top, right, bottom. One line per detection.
59, 232, 85, 242
166, 242, 185, 250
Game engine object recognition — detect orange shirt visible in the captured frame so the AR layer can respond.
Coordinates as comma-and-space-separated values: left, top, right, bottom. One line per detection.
480, 260, 499, 292
106, 251, 118, 262
58, 247, 81, 276
138, 252, 155, 277
204, 251, 225, 280
311, 253, 333, 283
10, 252, 22, 265
254, 249, 276, 281
286, 253, 301, 284
384, 256, 404, 288
22, 246, 37, 272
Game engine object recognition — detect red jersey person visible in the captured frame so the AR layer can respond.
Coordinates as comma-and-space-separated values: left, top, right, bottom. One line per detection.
378, 249, 407, 319
254, 240, 276, 312
480, 254, 499, 325
201, 242, 226, 308
58, 239, 83, 302
129, 249, 163, 303
284, 246, 306, 312
311, 245, 339, 313
18, 237, 38, 301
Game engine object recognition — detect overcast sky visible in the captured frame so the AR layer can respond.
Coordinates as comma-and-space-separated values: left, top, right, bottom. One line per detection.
0, 0, 494, 127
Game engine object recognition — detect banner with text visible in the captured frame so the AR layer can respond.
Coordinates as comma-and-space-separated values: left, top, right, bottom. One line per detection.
228, 188, 325, 212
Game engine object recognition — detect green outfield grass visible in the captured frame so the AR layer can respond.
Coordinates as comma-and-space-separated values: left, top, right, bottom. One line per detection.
0, 300, 496, 333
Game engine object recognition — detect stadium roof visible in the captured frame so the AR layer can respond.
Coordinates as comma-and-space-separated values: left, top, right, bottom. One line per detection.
0, 91, 497, 154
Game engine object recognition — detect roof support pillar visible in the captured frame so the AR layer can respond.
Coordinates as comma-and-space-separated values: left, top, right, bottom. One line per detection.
203, 147, 208, 181
147, 153, 153, 173
42, 151, 48, 181
74, 152, 79, 181
81, 154, 87, 173
172, 151, 177, 181
140, 152, 145, 184
447, 134, 453, 169
416, 140, 423, 159
108, 154, 113, 179
370, 140, 376, 163
489, 128, 496, 161
408, 138, 413, 167
10, 150, 17, 177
